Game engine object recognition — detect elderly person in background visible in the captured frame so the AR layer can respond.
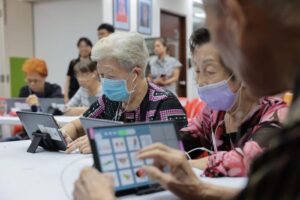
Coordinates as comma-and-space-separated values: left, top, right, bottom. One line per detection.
64, 61, 102, 116
19, 58, 63, 111
61, 32, 187, 154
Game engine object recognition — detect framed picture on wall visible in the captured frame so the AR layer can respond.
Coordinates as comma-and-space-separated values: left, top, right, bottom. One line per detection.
137, 0, 152, 35
113, 0, 130, 30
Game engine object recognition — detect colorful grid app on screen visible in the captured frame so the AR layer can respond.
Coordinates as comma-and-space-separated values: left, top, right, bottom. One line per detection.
92, 122, 179, 192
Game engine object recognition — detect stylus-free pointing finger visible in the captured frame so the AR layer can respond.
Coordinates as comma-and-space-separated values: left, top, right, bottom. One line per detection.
65, 141, 78, 153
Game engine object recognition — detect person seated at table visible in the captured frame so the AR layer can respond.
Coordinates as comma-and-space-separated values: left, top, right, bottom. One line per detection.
19, 58, 63, 112
61, 32, 187, 154
64, 61, 102, 116
1, 58, 63, 142
180, 28, 288, 176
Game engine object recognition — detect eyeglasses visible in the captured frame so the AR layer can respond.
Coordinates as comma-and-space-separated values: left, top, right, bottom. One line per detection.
25, 78, 42, 84
75, 72, 92, 79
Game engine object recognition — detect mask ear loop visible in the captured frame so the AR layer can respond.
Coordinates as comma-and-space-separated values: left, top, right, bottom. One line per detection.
109, 71, 137, 121
128, 72, 138, 93
115, 71, 139, 119
228, 83, 243, 113
226, 74, 234, 83
123, 72, 138, 112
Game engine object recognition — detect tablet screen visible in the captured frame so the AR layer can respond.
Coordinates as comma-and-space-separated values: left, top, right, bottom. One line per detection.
89, 122, 179, 194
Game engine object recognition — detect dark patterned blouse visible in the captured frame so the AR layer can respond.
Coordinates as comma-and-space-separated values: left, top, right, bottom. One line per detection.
83, 82, 187, 129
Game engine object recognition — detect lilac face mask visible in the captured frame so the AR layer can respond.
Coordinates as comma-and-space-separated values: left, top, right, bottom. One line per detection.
197, 76, 238, 111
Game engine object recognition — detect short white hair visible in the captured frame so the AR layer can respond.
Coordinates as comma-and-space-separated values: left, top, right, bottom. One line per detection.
91, 32, 149, 77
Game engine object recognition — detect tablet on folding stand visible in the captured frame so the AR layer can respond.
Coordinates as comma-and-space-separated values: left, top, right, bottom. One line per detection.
16, 111, 67, 153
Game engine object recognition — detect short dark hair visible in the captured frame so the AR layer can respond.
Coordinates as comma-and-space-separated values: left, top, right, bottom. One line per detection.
189, 28, 210, 54
154, 38, 168, 47
154, 38, 168, 53
77, 37, 93, 48
190, 28, 235, 79
97, 23, 115, 33
75, 61, 97, 74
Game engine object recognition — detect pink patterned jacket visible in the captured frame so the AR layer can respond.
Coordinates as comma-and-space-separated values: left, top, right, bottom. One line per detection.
182, 96, 288, 177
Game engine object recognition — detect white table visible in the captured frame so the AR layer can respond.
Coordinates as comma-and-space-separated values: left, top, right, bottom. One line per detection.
0, 141, 247, 200
0, 116, 79, 125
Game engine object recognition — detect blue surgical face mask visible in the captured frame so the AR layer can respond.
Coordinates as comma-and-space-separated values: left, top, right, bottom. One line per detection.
101, 73, 136, 102
197, 76, 239, 111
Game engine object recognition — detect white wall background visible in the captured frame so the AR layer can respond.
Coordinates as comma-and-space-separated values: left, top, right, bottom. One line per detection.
33, 0, 102, 89
100, 0, 160, 37
0, 0, 5, 96
33, 0, 196, 98
3, 0, 34, 97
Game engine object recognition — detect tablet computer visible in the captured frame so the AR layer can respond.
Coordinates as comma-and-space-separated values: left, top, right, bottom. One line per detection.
79, 117, 123, 134
87, 121, 182, 196
16, 111, 67, 151
6, 98, 30, 112
39, 98, 64, 113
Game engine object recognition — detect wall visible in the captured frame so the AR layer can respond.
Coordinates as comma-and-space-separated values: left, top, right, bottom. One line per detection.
159, 0, 196, 99
0, 0, 5, 96
33, 0, 196, 98
100, 0, 196, 98
101, 0, 160, 37
159, 0, 193, 40
100, 0, 191, 39
33, 0, 102, 90
3, 0, 34, 97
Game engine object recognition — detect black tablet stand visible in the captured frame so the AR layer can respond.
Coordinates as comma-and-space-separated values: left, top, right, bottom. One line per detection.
27, 131, 57, 153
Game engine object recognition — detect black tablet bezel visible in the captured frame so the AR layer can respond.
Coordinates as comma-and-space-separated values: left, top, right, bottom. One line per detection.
87, 121, 180, 197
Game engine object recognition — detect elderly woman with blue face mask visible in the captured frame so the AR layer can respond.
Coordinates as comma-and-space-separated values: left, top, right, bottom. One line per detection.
61, 32, 187, 154
180, 28, 288, 175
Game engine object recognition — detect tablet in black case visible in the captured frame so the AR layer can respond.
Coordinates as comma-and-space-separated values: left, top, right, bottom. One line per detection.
88, 121, 181, 196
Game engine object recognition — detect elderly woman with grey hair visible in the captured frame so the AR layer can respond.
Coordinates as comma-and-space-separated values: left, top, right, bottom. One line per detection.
61, 32, 187, 154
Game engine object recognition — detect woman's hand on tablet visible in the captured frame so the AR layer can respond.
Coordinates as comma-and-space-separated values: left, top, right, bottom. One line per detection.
136, 143, 240, 200
60, 128, 73, 144
65, 135, 91, 154
136, 143, 205, 199
73, 167, 116, 200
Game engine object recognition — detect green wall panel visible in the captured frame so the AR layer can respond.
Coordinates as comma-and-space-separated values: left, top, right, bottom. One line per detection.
10, 57, 27, 97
